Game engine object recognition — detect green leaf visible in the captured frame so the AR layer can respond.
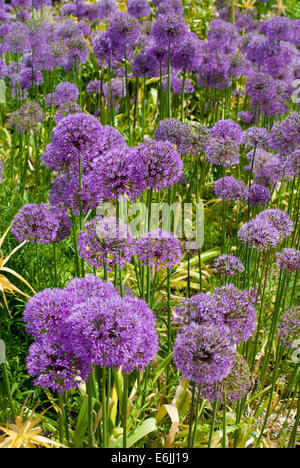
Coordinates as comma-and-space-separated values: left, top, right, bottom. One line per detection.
110, 418, 157, 448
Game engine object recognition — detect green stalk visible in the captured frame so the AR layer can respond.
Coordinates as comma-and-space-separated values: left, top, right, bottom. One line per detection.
122, 372, 129, 449
2, 361, 15, 422
208, 400, 218, 448
102, 365, 108, 448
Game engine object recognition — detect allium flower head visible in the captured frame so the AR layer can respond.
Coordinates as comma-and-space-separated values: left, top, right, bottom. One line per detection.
238, 217, 281, 251
200, 354, 251, 402
212, 284, 257, 344
8, 102, 44, 134
134, 229, 182, 270
173, 292, 223, 327
132, 52, 160, 77
214, 254, 245, 276
23, 288, 75, 339
64, 293, 158, 371
210, 119, 243, 145
248, 184, 271, 206
243, 126, 270, 149
92, 31, 113, 65
154, 118, 193, 154
65, 274, 117, 303
278, 306, 300, 348
173, 322, 236, 384
127, 0, 152, 18
269, 112, 300, 156
26, 334, 91, 393
108, 11, 141, 48
214, 176, 249, 202
285, 150, 300, 179
152, 14, 188, 46
256, 209, 294, 239
204, 136, 240, 166
276, 248, 300, 271
133, 139, 183, 191
245, 148, 284, 187
171, 33, 204, 71
53, 102, 82, 123
12, 204, 72, 245
261, 16, 294, 42
46, 82, 80, 107
78, 216, 133, 271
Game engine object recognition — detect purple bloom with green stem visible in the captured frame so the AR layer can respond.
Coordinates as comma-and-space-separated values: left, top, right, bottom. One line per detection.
238, 217, 281, 251
154, 118, 193, 154
214, 254, 245, 276
127, 0, 152, 18
46, 82, 80, 107
204, 136, 240, 167
276, 249, 300, 272
134, 229, 182, 270
152, 13, 188, 46
214, 176, 249, 202
107, 11, 141, 49
210, 119, 243, 145
278, 306, 300, 348
173, 322, 236, 385
256, 209, 294, 240
77, 216, 133, 271
248, 184, 271, 206
200, 353, 251, 402
8, 102, 44, 134
12, 204, 72, 245
26, 334, 91, 393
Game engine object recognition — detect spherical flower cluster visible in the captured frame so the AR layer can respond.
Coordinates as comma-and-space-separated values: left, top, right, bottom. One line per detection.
134, 229, 182, 270
46, 82, 80, 107
107, 11, 141, 49
285, 150, 300, 179
278, 306, 300, 348
242, 126, 270, 149
77, 216, 133, 271
152, 14, 188, 46
213, 254, 245, 276
214, 176, 249, 202
238, 209, 294, 251
204, 136, 240, 166
12, 204, 72, 245
248, 184, 271, 206
269, 112, 300, 156
53, 102, 82, 123
26, 334, 91, 393
133, 139, 183, 191
132, 52, 160, 78
245, 148, 284, 187
127, 0, 152, 18
8, 102, 44, 134
276, 248, 300, 271
200, 354, 251, 402
154, 118, 193, 154
173, 322, 236, 384
210, 119, 243, 145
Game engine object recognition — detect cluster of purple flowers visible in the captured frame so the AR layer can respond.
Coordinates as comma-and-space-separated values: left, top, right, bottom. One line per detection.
276, 248, 300, 272
8, 102, 44, 134
134, 229, 182, 270
11, 203, 72, 245
25, 274, 159, 392
213, 254, 245, 276
173, 283, 257, 392
278, 305, 300, 349
238, 209, 294, 251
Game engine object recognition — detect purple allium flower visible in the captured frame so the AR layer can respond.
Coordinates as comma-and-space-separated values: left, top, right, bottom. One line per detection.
173, 322, 236, 384
152, 14, 188, 47
102, 78, 126, 108
78, 216, 133, 271
23, 288, 75, 339
204, 136, 240, 166
89, 146, 144, 202
276, 248, 300, 271
248, 184, 271, 206
238, 111, 254, 125
256, 209, 294, 239
53, 102, 82, 123
200, 353, 251, 402
127, 0, 152, 18
245, 71, 277, 115
132, 52, 160, 78
91, 31, 113, 65
133, 139, 183, 191
214, 176, 249, 202
173, 292, 223, 327
154, 118, 193, 154
278, 306, 300, 348
12, 204, 72, 245
206, 19, 238, 54
42, 113, 103, 172
64, 36, 90, 68
134, 229, 182, 270
243, 126, 270, 149
46, 82, 80, 107
19, 67, 44, 90
285, 150, 300, 179
228, 51, 249, 78
64, 293, 158, 371
3, 22, 30, 54
8, 102, 44, 134
65, 274, 117, 303
154, 0, 184, 16
238, 217, 281, 251
212, 284, 257, 344
269, 112, 300, 156
245, 148, 284, 187
171, 33, 204, 71
214, 254, 245, 276
86, 80, 101, 93
210, 119, 243, 145
107, 11, 141, 49
261, 16, 294, 42
26, 334, 91, 393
